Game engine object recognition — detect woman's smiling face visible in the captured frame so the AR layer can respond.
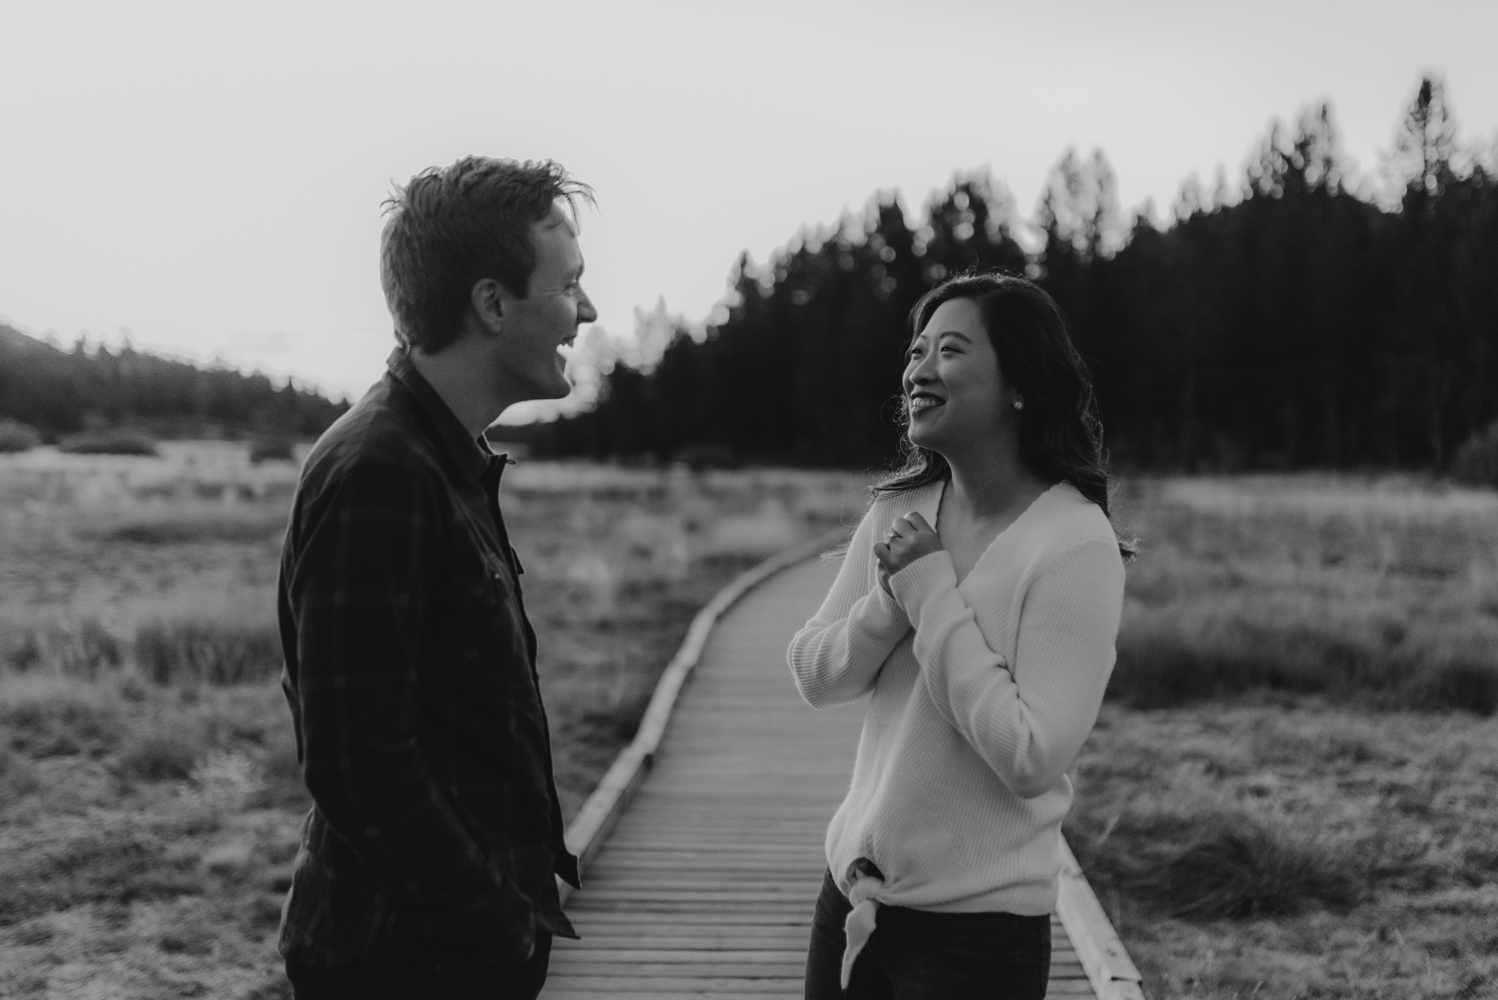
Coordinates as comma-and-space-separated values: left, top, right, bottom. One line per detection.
903, 297, 1015, 456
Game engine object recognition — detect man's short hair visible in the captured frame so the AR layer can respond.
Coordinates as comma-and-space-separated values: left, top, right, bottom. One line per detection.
380, 157, 593, 352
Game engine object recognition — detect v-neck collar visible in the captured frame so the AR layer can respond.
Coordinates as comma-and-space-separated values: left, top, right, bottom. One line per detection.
925, 479, 1064, 587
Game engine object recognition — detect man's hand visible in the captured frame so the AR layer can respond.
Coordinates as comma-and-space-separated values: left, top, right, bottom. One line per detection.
873, 512, 942, 591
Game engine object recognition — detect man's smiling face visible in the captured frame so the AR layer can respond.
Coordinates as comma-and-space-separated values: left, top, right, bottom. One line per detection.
494, 205, 598, 401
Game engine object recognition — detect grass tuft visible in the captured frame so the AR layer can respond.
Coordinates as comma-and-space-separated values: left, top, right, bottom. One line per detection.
134, 614, 281, 686
1452, 419, 1498, 488
117, 718, 209, 781
0, 674, 124, 757
1411, 658, 1498, 715
1136, 813, 1362, 919
0, 743, 42, 806
56, 428, 160, 456
0, 829, 204, 926
0, 420, 41, 454
1113, 618, 1498, 715
82, 502, 289, 545
1110, 475, 1498, 714
6, 620, 124, 679
248, 438, 297, 465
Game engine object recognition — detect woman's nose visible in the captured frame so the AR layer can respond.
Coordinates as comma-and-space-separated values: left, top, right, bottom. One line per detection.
905, 355, 935, 388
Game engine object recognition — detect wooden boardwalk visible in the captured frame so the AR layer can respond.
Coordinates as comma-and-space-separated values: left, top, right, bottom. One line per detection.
541, 548, 1134, 999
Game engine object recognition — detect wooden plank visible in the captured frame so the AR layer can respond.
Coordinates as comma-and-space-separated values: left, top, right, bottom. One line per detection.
1057, 836, 1147, 1000
555, 938, 1084, 965
545, 980, 802, 995
557, 530, 848, 905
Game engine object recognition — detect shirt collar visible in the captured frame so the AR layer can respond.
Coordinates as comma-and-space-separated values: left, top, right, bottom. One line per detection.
386, 347, 509, 482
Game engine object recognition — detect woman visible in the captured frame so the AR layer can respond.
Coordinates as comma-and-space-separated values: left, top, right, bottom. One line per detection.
787, 272, 1131, 999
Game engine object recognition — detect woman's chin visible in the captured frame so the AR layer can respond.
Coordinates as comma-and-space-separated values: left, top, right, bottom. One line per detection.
907, 424, 945, 454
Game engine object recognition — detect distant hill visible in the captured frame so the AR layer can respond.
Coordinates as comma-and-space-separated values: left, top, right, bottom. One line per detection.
0, 323, 348, 438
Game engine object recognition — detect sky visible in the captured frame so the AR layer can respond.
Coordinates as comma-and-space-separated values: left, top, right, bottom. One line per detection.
2, 0, 1496, 420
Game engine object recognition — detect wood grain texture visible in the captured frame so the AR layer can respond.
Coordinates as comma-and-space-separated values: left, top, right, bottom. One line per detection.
541, 545, 1119, 998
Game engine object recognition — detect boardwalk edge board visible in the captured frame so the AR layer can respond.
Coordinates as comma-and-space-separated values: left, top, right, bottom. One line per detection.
557, 523, 1145, 1000
1057, 837, 1147, 1000
559, 526, 850, 898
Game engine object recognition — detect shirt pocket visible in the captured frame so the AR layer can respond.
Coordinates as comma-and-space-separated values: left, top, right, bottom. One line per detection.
480, 552, 515, 602
449, 545, 512, 608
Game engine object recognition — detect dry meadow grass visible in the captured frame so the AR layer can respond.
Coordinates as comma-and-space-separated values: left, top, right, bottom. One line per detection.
4, 454, 1495, 1000
0, 444, 868, 1000
1069, 474, 1498, 999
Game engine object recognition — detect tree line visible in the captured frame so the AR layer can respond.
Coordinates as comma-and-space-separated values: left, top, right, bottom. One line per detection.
0, 324, 346, 439
520, 76, 1498, 471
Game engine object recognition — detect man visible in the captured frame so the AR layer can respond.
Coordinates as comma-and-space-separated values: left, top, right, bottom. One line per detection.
275, 157, 598, 999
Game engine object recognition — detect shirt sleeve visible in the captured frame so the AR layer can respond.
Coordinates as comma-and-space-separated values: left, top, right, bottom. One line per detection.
786, 502, 912, 708
286, 462, 535, 955
887, 537, 1125, 798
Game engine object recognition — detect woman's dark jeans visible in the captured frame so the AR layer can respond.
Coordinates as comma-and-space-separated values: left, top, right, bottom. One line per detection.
805, 871, 1050, 999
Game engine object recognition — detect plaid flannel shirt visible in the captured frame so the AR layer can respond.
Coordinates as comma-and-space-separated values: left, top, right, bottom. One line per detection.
276, 348, 578, 968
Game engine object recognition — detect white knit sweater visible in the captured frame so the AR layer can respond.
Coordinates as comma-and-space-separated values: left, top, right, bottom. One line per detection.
788, 480, 1125, 915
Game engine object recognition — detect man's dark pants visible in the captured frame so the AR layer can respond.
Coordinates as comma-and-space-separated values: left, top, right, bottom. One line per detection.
285, 931, 552, 1000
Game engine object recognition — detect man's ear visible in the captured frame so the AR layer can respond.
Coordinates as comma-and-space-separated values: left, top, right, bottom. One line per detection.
470, 278, 506, 336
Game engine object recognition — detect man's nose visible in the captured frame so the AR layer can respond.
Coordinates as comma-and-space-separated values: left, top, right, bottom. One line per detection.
577, 289, 599, 324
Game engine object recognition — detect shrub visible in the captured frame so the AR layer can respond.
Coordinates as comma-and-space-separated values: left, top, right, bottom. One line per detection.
1133, 813, 1362, 920
1111, 605, 1498, 714
0, 675, 125, 757
6, 620, 125, 679
157, 923, 214, 955
0, 419, 41, 453
92, 504, 288, 545
134, 615, 282, 686
1452, 420, 1498, 487
674, 443, 740, 471
117, 719, 208, 780
1410, 657, 1498, 715
0, 828, 203, 926
1110, 612, 1403, 707
56, 428, 159, 456
248, 437, 296, 464
0, 743, 43, 806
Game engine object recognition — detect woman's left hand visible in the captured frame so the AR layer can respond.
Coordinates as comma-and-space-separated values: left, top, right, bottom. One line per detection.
873, 512, 943, 582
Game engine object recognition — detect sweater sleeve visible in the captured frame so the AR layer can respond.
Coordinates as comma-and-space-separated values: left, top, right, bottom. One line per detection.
787, 503, 912, 709
887, 537, 1125, 798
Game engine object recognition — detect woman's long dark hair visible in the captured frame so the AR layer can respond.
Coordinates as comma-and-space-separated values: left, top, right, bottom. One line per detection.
875, 270, 1135, 557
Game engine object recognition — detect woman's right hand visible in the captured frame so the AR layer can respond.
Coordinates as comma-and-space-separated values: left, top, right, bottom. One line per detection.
873, 513, 942, 588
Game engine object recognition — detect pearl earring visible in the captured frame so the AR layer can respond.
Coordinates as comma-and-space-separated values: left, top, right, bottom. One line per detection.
1013, 400, 1024, 411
